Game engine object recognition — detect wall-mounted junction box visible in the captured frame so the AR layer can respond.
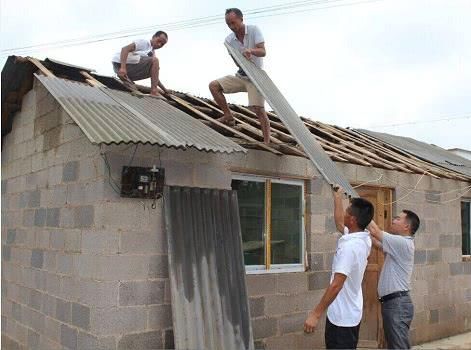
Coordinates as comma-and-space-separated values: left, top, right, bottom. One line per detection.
120, 166, 165, 199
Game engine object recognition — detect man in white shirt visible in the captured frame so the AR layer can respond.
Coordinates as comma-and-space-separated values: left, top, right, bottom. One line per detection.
112, 31, 169, 96
209, 8, 271, 144
304, 187, 373, 349
368, 210, 419, 349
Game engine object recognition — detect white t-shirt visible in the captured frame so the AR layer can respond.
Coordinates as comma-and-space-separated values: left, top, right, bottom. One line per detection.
225, 24, 264, 70
327, 227, 372, 327
112, 39, 153, 64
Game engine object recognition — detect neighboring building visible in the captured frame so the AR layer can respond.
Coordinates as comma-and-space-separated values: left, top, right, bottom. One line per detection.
448, 148, 471, 161
2, 56, 471, 349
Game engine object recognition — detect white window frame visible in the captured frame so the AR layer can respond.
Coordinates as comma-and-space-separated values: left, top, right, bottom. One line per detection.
232, 174, 305, 274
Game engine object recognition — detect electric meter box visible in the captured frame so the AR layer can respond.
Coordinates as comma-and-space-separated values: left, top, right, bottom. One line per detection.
120, 166, 165, 199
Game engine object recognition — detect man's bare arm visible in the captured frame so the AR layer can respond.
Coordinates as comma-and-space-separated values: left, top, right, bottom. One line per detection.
118, 43, 136, 79
367, 220, 384, 242
304, 273, 346, 333
333, 187, 345, 232
371, 236, 383, 249
243, 42, 266, 59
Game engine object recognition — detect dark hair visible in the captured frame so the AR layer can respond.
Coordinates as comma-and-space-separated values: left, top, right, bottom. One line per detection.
403, 210, 420, 235
225, 8, 243, 18
349, 198, 374, 230
153, 31, 168, 39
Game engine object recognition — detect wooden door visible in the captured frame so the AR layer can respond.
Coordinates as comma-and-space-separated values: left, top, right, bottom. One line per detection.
357, 186, 392, 349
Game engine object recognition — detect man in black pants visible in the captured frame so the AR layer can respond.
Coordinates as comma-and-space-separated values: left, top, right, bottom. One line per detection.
368, 210, 420, 349
304, 187, 373, 349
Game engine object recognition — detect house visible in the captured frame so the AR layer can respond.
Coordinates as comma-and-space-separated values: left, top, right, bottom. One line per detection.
2, 56, 471, 349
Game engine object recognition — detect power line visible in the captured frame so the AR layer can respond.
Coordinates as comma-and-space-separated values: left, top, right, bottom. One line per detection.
365, 114, 471, 129
1, 0, 384, 57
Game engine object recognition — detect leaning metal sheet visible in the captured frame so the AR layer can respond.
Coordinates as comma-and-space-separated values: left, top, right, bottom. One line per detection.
225, 43, 358, 197
164, 186, 254, 350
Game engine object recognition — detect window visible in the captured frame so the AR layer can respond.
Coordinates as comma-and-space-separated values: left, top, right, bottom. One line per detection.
462, 201, 471, 256
232, 175, 305, 273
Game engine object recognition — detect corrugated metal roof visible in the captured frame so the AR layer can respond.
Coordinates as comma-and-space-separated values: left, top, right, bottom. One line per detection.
358, 129, 471, 178
35, 74, 246, 154
225, 43, 358, 197
164, 186, 254, 350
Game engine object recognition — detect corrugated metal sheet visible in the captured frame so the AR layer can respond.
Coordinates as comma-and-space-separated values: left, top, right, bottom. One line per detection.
35, 74, 245, 154
225, 43, 358, 197
358, 129, 471, 178
164, 186, 254, 350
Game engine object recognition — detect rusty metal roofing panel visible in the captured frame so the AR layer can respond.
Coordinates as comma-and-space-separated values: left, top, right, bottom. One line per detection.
35, 74, 245, 154
225, 43, 358, 197
358, 129, 471, 178
164, 186, 254, 350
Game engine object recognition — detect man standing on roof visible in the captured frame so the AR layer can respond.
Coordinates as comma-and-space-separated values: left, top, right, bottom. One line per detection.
304, 187, 373, 350
209, 8, 271, 144
112, 31, 169, 97
368, 210, 419, 349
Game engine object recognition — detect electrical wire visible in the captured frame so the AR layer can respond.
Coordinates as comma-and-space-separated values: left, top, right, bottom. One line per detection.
1, 0, 384, 57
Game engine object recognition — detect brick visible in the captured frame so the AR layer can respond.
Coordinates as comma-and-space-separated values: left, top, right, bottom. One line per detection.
56, 298, 71, 323
147, 304, 172, 329
250, 297, 265, 318
118, 331, 162, 350
6, 229, 16, 244
253, 317, 277, 339
62, 161, 79, 182
279, 312, 306, 334
46, 208, 60, 227
61, 324, 78, 350
73, 205, 94, 228
31, 249, 44, 268
414, 250, 427, 265
34, 207, 47, 226
119, 280, 165, 306
308, 271, 331, 290
72, 302, 90, 330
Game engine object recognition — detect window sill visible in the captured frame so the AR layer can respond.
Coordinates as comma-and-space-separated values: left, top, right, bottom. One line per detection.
246, 265, 305, 275
462, 255, 471, 262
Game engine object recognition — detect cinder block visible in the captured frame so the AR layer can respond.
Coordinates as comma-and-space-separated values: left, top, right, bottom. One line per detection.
425, 190, 441, 203
56, 298, 71, 323
57, 253, 75, 275
12, 301, 22, 322
34, 208, 47, 226
147, 304, 172, 329
63, 161, 79, 182
29, 190, 41, 208
29, 289, 43, 310
414, 250, 426, 265
249, 297, 265, 318
46, 273, 61, 296
276, 273, 308, 294
246, 275, 277, 297
117, 331, 162, 350
27, 329, 40, 349
90, 307, 147, 335
64, 230, 81, 252
77, 332, 117, 350
41, 187, 67, 208
120, 231, 163, 255
41, 294, 56, 317
278, 312, 306, 334
46, 208, 60, 227
164, 329, 174, 350
450, 262, 464, 275
48, 165, 63, 187
252, 317, 277, 339
148, 254, 169, 279
119, 280, 165, 306
31, 249, 44, 268
2, 245, 11, 261
78, 280, 119, 308
308, 253, 325, 271
426, 249, 442, 264
50, 229, 65, 250
72, 302, 90, 330
6, 229, 16, 244
61, 324, 78, 350
73, 205, 94, 228
81, 230, 119, 254
308, 271, 331, 290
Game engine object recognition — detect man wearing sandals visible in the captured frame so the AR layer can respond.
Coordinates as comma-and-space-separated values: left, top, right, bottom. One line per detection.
209, 8, 271, 144
112, 31, 169, 97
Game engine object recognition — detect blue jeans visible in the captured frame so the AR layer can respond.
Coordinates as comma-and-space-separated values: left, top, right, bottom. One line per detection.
381, 294, 414, 349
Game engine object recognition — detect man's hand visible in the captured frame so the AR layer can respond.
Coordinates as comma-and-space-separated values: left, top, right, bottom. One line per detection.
242, 48, 252, 59
304, 311, 320, 333
118, 67, 129, 81
333, 185, 344, 198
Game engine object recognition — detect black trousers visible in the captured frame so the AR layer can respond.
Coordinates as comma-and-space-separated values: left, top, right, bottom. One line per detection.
325, 317, 360, 350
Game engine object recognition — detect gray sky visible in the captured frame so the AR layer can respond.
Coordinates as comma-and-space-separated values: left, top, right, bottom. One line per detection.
1, 0, 470, 149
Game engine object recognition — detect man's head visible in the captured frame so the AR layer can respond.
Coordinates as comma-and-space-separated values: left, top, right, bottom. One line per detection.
225, 8, 244, 33
391, 210, 420, 236
151, 31, 168, 49
344, 198, 374, 231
